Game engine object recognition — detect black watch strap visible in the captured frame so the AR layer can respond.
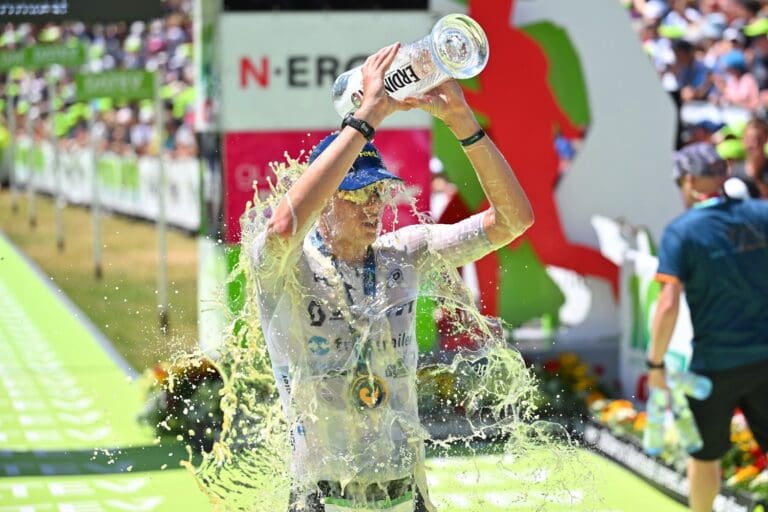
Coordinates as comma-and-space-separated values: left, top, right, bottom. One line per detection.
341, 115, 375, 141
646, 359, 665, 370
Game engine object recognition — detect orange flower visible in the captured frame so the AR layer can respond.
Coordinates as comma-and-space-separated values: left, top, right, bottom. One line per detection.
726, 465, 760, 486
600, 399, 636, 424
608, 399, 634, 411
634, 411, 648, 432
152, 363, 169, 385
586, 391, 605, 408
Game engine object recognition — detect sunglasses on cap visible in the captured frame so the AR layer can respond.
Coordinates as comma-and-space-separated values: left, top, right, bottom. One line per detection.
337, 182, 389, 205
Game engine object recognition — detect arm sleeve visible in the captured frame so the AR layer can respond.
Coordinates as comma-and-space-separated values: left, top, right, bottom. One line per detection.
386, 212, 496, 269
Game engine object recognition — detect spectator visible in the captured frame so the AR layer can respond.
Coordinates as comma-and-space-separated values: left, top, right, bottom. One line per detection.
733, 117, 768, 196
744, 19, 768, 99
0, 0, 196, 158
717, 50, 761, 109
670, 39, 713, 102
629, 0, 768, 169
648, 141, 768, 512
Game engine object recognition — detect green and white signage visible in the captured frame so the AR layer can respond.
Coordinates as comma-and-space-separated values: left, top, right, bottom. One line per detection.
26, 43, 85, 69
75, 71, 156, 101
0, 49, 25, 71
0, 44, 85, 71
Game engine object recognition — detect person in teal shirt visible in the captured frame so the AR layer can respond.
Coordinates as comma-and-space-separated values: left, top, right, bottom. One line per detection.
648, 142, 768, 512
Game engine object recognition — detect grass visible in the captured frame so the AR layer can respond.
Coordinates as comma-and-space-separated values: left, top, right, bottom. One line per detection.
0, 188, 199, 373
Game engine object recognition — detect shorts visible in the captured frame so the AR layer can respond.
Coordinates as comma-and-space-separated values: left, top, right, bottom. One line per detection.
688, 357, 768, 461
288, 477, 428, 512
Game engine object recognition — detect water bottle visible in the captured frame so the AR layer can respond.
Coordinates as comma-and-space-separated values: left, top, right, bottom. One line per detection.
666, 371, 712, 400
670, 387, 704, 453
331, 13, 489, 117
643, 388, 668, 456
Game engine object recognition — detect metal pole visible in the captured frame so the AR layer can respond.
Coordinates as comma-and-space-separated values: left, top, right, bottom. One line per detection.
89, 113, 102, 279
5, 83, 17, 213
48, 80, 64, 252
25, 73, 36, 228
155, 74, 168, 334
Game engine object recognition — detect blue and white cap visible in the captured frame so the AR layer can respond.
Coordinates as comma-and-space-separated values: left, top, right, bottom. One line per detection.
672, 142, 727, 180
309, 132, 402, 191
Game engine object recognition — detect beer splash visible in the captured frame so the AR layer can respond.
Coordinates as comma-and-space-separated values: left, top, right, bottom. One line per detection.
186, 151, 594, 511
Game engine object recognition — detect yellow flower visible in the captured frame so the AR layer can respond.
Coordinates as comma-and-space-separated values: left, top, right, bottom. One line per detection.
574, 377, 596, 391
572, 364, 589, 378
558, 352, 579, 369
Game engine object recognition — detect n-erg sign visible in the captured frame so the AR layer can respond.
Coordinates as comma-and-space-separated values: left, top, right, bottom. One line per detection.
219, 11, 432, 131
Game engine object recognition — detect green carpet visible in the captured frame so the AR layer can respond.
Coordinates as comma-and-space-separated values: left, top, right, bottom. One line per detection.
0, 469, 212, 510
0, 234, 153, 451
427, 450, 686, 511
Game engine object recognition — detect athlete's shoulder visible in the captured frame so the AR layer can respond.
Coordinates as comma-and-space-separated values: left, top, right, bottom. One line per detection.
738, 198, 768, 217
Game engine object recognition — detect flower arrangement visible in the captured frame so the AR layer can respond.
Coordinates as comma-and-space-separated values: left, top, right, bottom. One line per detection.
591, 400, 768, 501
723, 411, 768, 496
530, 352, 614, 427
137, 356, 224, 453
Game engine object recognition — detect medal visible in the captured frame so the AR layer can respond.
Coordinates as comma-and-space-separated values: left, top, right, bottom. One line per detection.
350, 373, 389, 411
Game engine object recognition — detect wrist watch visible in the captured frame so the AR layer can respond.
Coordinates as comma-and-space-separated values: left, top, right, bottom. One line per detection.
341, 114, 375, 141
645, 359, 665, 370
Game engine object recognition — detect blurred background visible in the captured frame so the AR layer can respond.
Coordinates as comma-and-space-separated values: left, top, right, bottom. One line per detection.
0, 0, 766, 510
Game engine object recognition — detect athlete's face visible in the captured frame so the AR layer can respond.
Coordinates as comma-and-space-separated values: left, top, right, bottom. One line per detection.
324, 183, 387, 248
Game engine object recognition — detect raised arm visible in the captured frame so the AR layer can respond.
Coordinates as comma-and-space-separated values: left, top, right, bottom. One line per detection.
405, 81, 534, 247
266, 43, 410, 242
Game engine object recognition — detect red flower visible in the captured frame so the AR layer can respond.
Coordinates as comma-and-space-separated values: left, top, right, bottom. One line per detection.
754, 452, 767, 471
542, 360, 561, 373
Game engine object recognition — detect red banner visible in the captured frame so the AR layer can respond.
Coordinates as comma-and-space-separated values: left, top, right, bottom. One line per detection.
223, 129, 432, 243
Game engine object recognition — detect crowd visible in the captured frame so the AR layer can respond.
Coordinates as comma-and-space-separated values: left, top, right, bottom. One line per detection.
626, 0, 768, 197
0, 0, 197, 161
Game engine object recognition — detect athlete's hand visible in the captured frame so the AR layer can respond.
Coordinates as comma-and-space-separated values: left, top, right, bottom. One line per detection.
356, 43, 412, 126
403, 80, 479, 136
647, 368, 668, 391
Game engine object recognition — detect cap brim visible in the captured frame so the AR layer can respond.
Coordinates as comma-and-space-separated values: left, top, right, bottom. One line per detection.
338, 167, 403, 191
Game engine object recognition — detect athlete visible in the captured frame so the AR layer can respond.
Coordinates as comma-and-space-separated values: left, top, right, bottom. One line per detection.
250, 43, 533, 512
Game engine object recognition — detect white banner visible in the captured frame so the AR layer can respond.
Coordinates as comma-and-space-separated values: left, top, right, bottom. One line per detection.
592, 215, 693, 398
218, 11, 434, 131
13, 137, 201, 232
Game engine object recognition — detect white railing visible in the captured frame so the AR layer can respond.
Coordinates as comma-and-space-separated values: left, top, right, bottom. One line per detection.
12, 136, 201, 232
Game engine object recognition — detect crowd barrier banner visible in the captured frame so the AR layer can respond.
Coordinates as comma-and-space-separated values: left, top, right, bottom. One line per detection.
12, 137, 201, 232
584, 422, 766, 512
